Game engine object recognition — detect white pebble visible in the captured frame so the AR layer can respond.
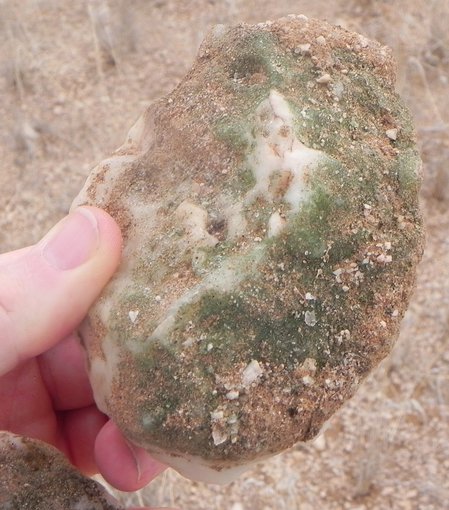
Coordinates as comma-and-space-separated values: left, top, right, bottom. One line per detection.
212, 428, 228, 446
128, 310, 139, 323
386, 128, 398, 140
302, 375, 315, 385
304, 310, 317, 327
242, 360, 264, 386
294, 43, 311, 55
316, 73, 331, 84
210, 410, 224, 421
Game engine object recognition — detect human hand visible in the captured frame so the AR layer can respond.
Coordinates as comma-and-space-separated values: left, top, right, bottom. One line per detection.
0, 207, 166, 497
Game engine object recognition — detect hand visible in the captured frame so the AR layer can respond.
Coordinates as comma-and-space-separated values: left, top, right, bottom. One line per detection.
0, 207, 166, 495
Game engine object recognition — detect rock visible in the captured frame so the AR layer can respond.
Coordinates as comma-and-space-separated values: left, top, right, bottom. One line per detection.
73, 15, 423, 483
0, 432, 123, 509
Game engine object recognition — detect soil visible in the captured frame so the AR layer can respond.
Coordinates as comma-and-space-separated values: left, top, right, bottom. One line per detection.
1, 1, 448, 509
0, 431, 123, 509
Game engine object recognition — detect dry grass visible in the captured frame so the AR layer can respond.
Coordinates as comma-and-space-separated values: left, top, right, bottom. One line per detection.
87, 0, 136, 74
0, 1, 448, 509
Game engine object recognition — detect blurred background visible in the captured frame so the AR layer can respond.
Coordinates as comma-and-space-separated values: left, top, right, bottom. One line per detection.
0, 1, 448, 508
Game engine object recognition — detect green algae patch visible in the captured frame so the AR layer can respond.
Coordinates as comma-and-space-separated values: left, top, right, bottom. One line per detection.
395, 149, 422, 203
214, 119, 249, 153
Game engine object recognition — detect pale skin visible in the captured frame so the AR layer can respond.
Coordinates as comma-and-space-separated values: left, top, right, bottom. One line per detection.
0, 206, 172, 510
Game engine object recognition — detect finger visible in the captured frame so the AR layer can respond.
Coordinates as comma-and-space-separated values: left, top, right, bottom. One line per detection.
38, 333, 94, 410
0, 207, 122, 376
0, 359, 62, 449
61, 405, 108, 475
95, 420, 166, 492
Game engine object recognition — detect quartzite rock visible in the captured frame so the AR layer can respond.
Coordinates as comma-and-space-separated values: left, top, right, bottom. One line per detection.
73, 15, 423, 483
0, 432, 123, 509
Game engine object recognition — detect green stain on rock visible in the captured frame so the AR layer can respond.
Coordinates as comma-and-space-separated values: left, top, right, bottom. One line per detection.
278, 177, 351, 261
174, 289, 333, 370
214, 120, 249, 153
395, 149, 421, 203
227, 31, 284, 85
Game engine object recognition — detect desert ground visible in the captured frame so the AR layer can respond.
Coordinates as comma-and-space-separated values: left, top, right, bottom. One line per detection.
0, 0, 448, 509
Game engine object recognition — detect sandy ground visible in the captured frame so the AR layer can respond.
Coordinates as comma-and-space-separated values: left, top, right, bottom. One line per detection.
0, 1, 448, 509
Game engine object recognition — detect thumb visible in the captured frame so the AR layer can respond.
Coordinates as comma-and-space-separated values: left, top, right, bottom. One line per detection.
0, 206, 122, 376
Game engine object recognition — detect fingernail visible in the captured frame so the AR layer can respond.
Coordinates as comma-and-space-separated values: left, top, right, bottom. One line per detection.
42, 208, 99, 270
126, 440, 166, 483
